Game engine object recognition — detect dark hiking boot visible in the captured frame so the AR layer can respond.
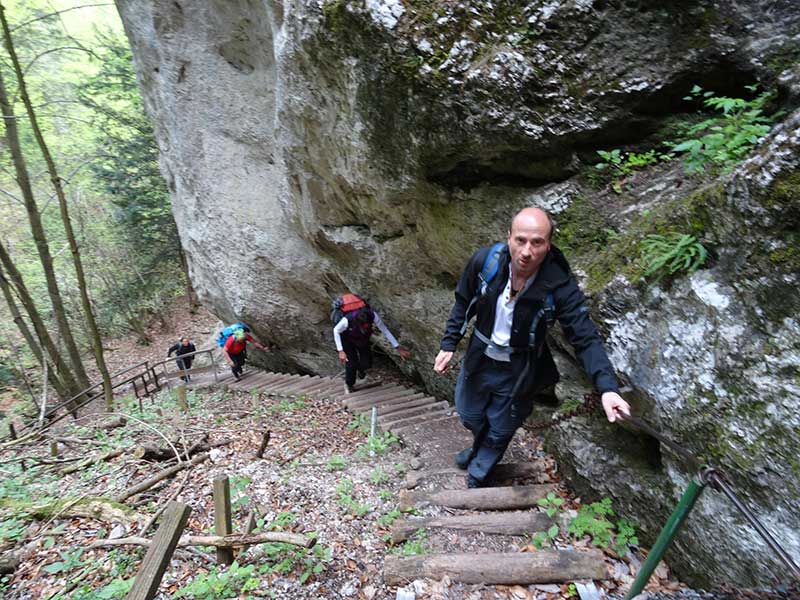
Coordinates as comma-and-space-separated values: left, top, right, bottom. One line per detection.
344, 383, 353, 394
466, 474, 486, 489
357, 370, 366, 380
454, 447, 474, 470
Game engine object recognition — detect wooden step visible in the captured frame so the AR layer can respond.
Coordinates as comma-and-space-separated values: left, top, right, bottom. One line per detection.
378, 400, 449, 424
392, 413, 460, 435
294, 378, 338, 395
266, 375, 312, 393
390, 510, 553, 543
334, 382, 402, 402
383, 409, 454, 432
346, 388, 418, 410
398, 484, 557, 511
249, 373, 292, 390
383, 550, 607, 586
258, 374, 299, 390
352, 392, 426, 414
405, 462, 547, 489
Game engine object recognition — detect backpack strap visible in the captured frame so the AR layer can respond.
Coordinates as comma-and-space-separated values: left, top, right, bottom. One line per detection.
459, 243, 506, 337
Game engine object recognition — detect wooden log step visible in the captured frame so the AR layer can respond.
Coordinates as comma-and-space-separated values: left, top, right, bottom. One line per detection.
308, 381, 345, 398
249, 373, 292, 390
392, 413, 459, 435
353, 392, 427, 414
265, 375, 312, 393
293, 378, 338, 395
284, 377, 329, 394
368, 394, 438, 416
383, 550, 607, 586
259, 374, 299, 390
381, 408, 453, 430
398, 484, 557, 511
346, 388, 419, 410
404, 462, 547, 489
378, 401, 450, 425
390, 510, 553, 543
335, 382, 402, 402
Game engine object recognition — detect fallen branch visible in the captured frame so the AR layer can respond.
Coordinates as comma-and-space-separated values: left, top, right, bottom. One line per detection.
60, 448, 125, 475
1, 497, 135, 525
132, 434, 210, 462
90, 531, 314, 550
114, 453, 209, 503
113, 440, 232, 503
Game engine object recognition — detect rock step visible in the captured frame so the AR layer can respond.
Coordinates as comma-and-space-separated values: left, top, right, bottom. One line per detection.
398, 484, 557, 511
390, 510, 554, 543
404, 462, 547, 489
383, 550, 607, 586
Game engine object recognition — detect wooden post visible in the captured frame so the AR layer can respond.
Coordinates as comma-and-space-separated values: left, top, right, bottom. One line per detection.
49, 440, 58, 457
370, 407, 378, 438
126, 501, 191, 600
255, 430, 271, 459
8, 423, 16, 439
213, 475, 234, 565
176, 386, 188, 413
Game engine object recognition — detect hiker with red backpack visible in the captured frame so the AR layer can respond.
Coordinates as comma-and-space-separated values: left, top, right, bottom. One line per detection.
332, 294, 411, 393
219, 325, 269, 380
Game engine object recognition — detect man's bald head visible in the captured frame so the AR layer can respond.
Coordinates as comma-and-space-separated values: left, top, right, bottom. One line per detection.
507, 207, 553, 279
510, 207, 554, 241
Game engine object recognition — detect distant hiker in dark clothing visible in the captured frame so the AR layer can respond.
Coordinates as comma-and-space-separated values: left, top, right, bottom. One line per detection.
222, 328, 268, 380
434, 207, 630, 488
332, 294, 411, 393
167, 337, 196, 382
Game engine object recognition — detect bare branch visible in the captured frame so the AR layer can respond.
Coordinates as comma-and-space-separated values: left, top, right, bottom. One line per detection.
10, 4, 113, 33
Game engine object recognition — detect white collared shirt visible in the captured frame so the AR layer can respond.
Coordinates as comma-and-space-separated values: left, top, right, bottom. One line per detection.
484, 271, 537, 361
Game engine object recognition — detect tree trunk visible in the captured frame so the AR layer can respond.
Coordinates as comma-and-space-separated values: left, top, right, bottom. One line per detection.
0, 28, 90, 392
0, 4, 112, 409
0, 243, 81, 403
0, 268, 69, 399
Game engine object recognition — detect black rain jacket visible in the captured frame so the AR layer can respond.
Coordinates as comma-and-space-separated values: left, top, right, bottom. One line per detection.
439, 244, 619, 399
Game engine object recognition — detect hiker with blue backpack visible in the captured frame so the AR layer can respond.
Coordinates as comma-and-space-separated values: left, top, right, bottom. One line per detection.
331, 294, 411, 393
218, 323, 269, 380
434, 207, 630, 488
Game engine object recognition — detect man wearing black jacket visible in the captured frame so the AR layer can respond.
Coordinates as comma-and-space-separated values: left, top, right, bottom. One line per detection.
434, 207, 630, 488
167, 337, 196, 382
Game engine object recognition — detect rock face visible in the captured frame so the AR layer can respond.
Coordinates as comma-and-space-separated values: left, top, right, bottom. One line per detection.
116, 0, 799, 586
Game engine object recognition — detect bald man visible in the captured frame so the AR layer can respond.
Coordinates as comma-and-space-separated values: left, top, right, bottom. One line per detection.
434, 207, 630, 488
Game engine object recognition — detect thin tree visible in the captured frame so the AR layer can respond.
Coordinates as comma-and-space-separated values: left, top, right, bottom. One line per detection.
0, 3, 113, 409
0, 265, 69, 399
0, 241, 80, 404
0, 37, 90, 392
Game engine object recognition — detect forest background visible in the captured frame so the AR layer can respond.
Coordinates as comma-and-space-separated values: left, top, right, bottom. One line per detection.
0, 0, 191, 414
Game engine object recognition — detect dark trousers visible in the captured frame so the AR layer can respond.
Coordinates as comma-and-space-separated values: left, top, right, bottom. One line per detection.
342, 339, 372, 388
454, 354, 533, 482
176, 356, 193, 379
230, 350, 246, 377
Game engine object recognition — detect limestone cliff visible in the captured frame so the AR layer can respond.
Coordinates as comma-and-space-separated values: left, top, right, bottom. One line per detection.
116, 0, 800, 586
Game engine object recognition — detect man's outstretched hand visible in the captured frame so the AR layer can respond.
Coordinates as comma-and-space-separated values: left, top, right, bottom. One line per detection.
338, 351, 348, 363
601, 391, 630, 423
396, 346, 411, 361
433, 350, 453, 374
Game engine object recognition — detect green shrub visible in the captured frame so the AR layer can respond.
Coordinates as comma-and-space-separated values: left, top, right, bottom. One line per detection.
174, 562, 258, 599
672, 85, 774, 173
594, 149, 672, 193
567, 497, 639, 556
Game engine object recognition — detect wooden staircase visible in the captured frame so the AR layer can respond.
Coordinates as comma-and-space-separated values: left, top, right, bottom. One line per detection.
217, 369, 607, 592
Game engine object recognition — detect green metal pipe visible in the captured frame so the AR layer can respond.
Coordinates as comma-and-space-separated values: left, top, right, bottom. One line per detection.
625, 476, 708, 599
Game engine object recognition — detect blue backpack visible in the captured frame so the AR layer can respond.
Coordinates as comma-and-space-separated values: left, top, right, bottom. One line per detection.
460, 243, 554, 340
216, 322, 251, 347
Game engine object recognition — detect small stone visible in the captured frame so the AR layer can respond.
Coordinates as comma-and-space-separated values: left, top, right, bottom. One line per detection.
362, 585, 377, 600
108, 524, 127, 539
410, 458, 423, 470
532, 584, 561, 593
395, 587, 415, 600
208, 448, 224, 463
412, 579, 427, 594
339, 580, 358, 597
